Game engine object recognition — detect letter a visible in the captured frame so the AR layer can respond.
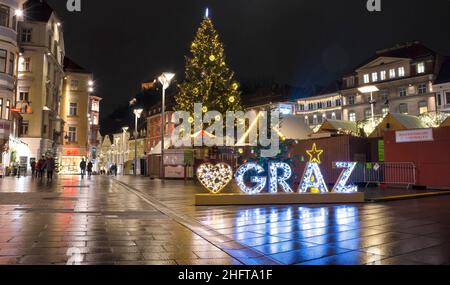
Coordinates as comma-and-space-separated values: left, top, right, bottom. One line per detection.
367, 0, 381, 12
298, 163, 328, 193
67, 0, 81, 12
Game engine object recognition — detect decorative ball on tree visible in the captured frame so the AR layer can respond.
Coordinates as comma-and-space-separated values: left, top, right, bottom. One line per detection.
176, 13, 242, 115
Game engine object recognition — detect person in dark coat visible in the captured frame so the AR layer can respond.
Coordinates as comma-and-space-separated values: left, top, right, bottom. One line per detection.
80, 159, 87, 179
44, 157, 56, 183
87, 161, 93, 178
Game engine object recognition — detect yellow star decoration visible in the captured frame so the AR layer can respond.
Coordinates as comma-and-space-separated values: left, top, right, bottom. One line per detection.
306, 143, 324, 164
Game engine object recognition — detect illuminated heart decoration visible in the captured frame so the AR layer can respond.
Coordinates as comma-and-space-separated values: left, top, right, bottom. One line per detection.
197, 163, 233, 194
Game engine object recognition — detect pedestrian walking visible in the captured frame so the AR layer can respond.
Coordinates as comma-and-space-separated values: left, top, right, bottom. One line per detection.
30, 159, 36, 178
87, 161, 93, 178
113, 164, 118, 177
37, 156, 46, 180
44, 157, 55, 183
80, 159, 87, 179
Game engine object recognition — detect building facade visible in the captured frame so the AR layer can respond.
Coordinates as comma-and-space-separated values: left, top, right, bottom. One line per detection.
17, 0, 65, 163
59, 57, 93, 174
0, 0, 26, 169
297, 92, 342, 129
433, 58, 450, 114
341, 42, 443, 123
88, 94, 102, 171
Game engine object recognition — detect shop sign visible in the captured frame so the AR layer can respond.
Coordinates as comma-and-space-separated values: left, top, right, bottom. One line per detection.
396, 129, 434, 143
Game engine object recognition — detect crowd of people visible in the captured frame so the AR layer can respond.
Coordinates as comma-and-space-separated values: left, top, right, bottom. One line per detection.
27, 157, 119, 182
30, 155, 56, 182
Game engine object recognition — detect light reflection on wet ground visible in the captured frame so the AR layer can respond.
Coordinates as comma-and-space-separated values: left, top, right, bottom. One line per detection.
1, 176, 450, 265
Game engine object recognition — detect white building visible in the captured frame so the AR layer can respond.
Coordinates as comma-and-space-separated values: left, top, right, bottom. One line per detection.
0, 0, 27, 170
433, 58, 450, 114
297, 91, 342, 129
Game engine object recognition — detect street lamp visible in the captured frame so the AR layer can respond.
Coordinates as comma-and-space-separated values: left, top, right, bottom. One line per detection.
122, 126, 129, 175
133, 109, 143, 176
158, 72, 175, 180
358, 85, 379, 124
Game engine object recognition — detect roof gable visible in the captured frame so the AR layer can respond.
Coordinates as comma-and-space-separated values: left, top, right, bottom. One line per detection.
356, 57, 409, 72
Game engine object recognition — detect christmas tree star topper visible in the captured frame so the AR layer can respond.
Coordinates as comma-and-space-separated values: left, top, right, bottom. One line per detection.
306, 143, 324, 164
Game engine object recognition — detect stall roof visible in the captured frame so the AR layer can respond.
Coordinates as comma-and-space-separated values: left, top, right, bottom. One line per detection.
319, 120, 359, 135
369, 113, 427, 138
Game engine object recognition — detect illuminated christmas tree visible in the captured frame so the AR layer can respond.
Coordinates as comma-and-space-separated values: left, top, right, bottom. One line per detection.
177, 12, 242, 114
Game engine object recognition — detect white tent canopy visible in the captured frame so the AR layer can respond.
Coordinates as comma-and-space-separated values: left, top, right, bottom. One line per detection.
277, 115, 313, 140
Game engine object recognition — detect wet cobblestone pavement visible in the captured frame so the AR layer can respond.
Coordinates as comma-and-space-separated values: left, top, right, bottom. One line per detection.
1, 175, 450, 265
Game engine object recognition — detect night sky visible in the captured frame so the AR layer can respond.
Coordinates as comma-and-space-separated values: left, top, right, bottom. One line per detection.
45, 0, 450, 119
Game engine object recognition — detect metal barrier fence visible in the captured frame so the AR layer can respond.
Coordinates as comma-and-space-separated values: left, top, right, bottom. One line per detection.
348, 162, 416, 188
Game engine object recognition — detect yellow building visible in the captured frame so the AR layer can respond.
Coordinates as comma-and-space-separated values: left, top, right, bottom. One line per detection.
17, 1, 65, 161
59, 57, 93, 174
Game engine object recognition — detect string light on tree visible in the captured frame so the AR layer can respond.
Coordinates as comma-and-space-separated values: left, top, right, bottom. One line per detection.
176, 9, 242, 115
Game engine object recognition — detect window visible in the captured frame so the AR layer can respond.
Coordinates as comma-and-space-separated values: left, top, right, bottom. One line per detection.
399, 103, 408, 114
68, 127, 77, 143
8, 52, 14, 75
19, 91, 29, 102
331, 112, 336, 120
21, 121, 29, 136
380, 70, 386, 81
349, 112, 356, 122
318, 102, 323, 109
304, 116, 309, 125
418, 101, 428, 114
364, 109, 372, 119
398, 67, 405, 77
93, 114, 99, 125
326, 101, 332, 108
348, 95, 355, 105
0, 5, 9, 28
69, 103, 78, 116
19, 57, 31, 72
91, 100, 99, 112
313, 115, 318, 125
437, 94, 442, 106
346, 77, 355, 88
446, 92, 450, 105
389, 69, 396, 79
5, 99, 10, 120
382, 107, 389, 117
417, 62, 425, 74
322, 113, 327, 121
363, 74, 370, 84
0, 49, 6, 73
21, 28, 32, 43
399, 87, 407, 97
336, 99, 342, 106
0, 98, 2, 118
418, 84, 427, 94
372, 72, 378, 82
380, 90, 389, 102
